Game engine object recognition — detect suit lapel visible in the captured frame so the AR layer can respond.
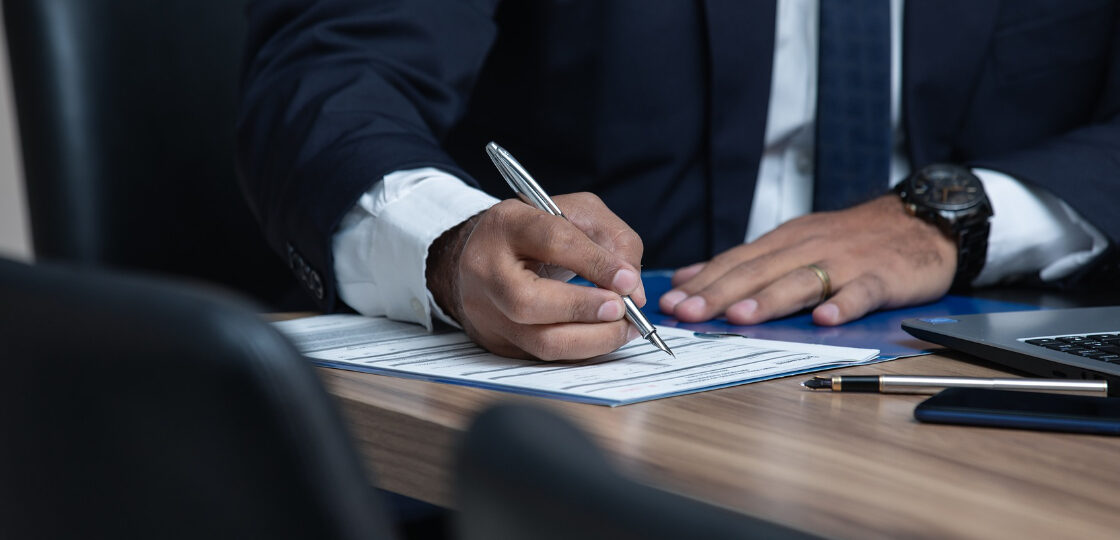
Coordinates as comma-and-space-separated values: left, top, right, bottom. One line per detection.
904, 0, 1001, 166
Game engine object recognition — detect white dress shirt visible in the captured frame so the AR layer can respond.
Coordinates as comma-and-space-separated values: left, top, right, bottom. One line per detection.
333, 0, 1107, 328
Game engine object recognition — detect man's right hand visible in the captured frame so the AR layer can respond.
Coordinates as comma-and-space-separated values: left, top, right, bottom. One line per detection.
426, 192, 645, 360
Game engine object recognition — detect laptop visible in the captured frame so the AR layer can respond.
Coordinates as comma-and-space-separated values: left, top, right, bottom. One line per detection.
902, 307, 1120, 393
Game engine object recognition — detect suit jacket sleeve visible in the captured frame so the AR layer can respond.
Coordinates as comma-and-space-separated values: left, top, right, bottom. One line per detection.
970, 11, 1120, 283
235, 0, 500, 309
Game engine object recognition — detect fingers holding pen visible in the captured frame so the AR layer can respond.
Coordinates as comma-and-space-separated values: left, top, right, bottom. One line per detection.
455, 146, 655, 360
493, 198, 645, 302
453, 200, 642, 359
506, 320, 637, 361
556, 192, 647, 305
485, 275, 629, 325
463, 313, 636, 361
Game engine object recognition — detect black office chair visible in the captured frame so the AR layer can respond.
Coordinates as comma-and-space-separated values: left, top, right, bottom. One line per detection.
3, 0, 300, 308
455, 403, 821, 540
0, 258, 396, 539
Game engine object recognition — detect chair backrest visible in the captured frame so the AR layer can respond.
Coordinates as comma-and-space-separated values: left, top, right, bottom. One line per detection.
0, 258, 396, 539
456, 403, 821, 540
2, 0, 298, 307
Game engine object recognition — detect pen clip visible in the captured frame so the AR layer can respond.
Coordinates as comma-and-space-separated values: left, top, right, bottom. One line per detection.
486, 142, 563, 217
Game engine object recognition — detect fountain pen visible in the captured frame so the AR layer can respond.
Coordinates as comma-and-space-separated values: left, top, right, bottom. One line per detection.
802, 375, 1107, 395
485, 142, 674, 358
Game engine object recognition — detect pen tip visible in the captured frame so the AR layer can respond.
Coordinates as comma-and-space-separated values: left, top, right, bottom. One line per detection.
802, 377, 831, 390
648, 332, 674, 358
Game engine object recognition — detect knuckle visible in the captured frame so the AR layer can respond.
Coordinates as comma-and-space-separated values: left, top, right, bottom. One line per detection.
463, 321, 528, 360
496, 197, 525, 212
488, 340, 530, 360
676, 281, 703, 295
707, 249, 737, 268
704, 247, 749, 276
501, 288, 537, 323
857, 273, 890, 305
567, 295, 591, 322
531, 338, 569, 362
797, 233, 828, 251
505, 304, 535, 325
695, 263, 759, 300
613, 228, 644, 257
734, 260, 768, 282
616, 325, 632, 348
476, 204, 515, 241
591, 253, 622, 283
571, 191, 603, 207
598, 331, 629, 355
541, 221, 579, 252
488, 199, 520, 222
506, 326, 543, 358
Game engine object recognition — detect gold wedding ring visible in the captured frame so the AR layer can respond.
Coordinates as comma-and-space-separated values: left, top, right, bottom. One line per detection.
807, 264, 831, 305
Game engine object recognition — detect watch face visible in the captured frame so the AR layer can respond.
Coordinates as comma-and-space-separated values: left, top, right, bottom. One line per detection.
909, 166, 985, 211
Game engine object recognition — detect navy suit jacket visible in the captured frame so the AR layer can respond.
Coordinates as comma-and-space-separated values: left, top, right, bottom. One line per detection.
237, 0, 1120, 310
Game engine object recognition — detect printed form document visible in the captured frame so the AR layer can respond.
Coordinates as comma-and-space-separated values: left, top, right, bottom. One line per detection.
275, 314, 879, 406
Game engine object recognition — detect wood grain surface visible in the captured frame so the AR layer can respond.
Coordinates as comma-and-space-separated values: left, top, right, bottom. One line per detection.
311, 347, 1120, 540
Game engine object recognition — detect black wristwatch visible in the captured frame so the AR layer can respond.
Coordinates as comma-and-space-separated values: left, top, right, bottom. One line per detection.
894, 164, 993, 289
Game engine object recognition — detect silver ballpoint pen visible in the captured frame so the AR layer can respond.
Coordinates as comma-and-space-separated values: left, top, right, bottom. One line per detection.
485, 142, 674, 358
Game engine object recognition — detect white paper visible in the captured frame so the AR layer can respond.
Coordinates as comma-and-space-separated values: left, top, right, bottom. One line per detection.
275, 314, 879, 406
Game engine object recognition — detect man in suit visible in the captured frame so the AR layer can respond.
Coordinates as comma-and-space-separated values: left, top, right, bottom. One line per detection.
238, 0, 1119, 360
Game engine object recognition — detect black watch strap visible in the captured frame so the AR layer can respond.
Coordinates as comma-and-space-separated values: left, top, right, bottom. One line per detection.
952, 220, 989, 290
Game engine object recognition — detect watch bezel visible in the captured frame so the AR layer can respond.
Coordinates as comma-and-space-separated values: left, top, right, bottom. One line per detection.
903, 164, 987, 212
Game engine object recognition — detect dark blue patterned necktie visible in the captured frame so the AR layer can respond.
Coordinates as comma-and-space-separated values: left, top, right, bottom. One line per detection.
813, 0, 892, 212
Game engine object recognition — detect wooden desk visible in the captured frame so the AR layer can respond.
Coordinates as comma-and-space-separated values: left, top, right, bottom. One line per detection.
316, 348, 1120, 539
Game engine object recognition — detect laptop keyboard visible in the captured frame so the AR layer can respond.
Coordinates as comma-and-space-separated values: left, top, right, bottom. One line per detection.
1024, 333, 1120, 362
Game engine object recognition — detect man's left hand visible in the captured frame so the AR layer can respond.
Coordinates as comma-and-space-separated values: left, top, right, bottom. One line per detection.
659, 194, 958, 325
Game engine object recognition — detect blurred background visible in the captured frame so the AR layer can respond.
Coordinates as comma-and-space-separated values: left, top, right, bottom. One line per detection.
0, 16, 31, 262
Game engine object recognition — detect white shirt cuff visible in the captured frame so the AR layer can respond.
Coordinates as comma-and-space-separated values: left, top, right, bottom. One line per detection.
332, 168, 499, 330
973, 168, 1108, 286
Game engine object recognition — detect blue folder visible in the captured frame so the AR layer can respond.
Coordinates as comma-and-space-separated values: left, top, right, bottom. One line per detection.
629, 271, 1040, 360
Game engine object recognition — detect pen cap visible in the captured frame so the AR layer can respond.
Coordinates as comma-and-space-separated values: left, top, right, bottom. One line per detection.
486, 142, 563, 216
